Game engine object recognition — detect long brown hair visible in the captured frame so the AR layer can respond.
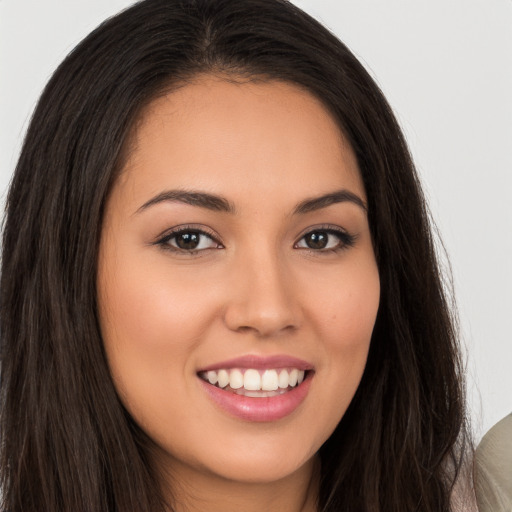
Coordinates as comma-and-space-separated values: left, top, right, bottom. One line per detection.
1, 1, 472, 510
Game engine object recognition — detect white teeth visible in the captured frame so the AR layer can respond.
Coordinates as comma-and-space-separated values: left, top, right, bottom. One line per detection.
278, 369, 289, 389
244, 369, 261, 391
244, 391, 264, 397
200, 367, 308, 392
217, 369, 229, 388
234, 388, 288, 397
229, 369, 244, 389
261, 369, 279, 391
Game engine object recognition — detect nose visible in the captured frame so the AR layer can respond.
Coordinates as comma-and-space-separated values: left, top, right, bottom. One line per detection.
223, 249, 302, 338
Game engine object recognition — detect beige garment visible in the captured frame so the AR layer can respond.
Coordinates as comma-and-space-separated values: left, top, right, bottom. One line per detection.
474, 413, 512, 512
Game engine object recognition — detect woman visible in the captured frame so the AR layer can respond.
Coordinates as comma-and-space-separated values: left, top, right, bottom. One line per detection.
0, 0, 474, 511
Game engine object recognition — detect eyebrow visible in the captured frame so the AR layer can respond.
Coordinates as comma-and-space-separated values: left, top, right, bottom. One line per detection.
137, 190, 236, 214
136, 188, 367, 215
293, 189, 367, 214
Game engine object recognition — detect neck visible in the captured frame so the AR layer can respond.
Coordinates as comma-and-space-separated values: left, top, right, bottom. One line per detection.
159, 455, 319, 512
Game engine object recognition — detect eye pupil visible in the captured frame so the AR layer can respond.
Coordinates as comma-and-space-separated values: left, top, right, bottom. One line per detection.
305, 231, 328, 249
176, 232, 200, 250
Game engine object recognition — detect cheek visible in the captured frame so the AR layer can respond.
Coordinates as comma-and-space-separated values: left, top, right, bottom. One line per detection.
97, 268, 208, 443
305, 258, 380, 431
312, 256, 380, 350
96, 246, 236, 431
98, 250, 222, 357
97, 251, 199, 405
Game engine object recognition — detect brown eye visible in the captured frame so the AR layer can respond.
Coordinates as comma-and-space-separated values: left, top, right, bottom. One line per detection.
295, 228, 356, 251
304, 231, 329, 249
158, 229, 221, 252
174, 232, 201, 250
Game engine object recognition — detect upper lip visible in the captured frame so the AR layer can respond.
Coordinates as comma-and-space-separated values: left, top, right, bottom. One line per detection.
198, 354, 314, 372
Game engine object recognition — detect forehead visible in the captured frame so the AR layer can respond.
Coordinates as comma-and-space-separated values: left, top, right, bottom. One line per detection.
116, 76, 365, 210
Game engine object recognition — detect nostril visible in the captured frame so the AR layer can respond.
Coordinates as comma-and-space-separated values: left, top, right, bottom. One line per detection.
224, 304, 301, 337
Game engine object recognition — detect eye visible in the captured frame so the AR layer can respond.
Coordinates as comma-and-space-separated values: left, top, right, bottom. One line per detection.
156, 227, 222, 253
295, 227, 356, 251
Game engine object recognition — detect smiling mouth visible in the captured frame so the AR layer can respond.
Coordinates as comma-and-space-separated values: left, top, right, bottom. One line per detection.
198, 368, 308, 397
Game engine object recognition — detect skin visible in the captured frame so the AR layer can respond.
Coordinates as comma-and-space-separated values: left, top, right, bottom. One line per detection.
97, 76, 380, 512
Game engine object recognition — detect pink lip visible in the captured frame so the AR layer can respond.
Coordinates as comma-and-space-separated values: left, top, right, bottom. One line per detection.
198, 359, 313, 422
200, 376, 312, 422
198, 354, 313, 372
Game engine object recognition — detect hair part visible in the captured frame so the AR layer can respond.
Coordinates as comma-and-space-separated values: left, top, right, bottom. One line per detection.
1, 1, 472, 511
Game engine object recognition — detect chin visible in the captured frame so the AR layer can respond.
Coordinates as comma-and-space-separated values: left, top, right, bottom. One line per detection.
204, 451, 315, 485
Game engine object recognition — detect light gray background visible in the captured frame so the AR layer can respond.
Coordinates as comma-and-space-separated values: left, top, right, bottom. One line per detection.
1, 0, 511, 439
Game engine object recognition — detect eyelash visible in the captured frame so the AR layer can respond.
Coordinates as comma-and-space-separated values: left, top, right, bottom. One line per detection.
294, 225, 357, 253
154, 224, 357, 255
155, 225, 223, 254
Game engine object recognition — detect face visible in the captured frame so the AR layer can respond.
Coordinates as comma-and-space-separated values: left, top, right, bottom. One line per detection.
97, 77, 380, 487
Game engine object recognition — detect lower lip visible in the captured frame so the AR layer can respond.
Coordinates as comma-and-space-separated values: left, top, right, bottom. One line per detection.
199, 374, 313, 422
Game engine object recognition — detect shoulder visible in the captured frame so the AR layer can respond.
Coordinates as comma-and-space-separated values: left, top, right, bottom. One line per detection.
474, 413, 512, 512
